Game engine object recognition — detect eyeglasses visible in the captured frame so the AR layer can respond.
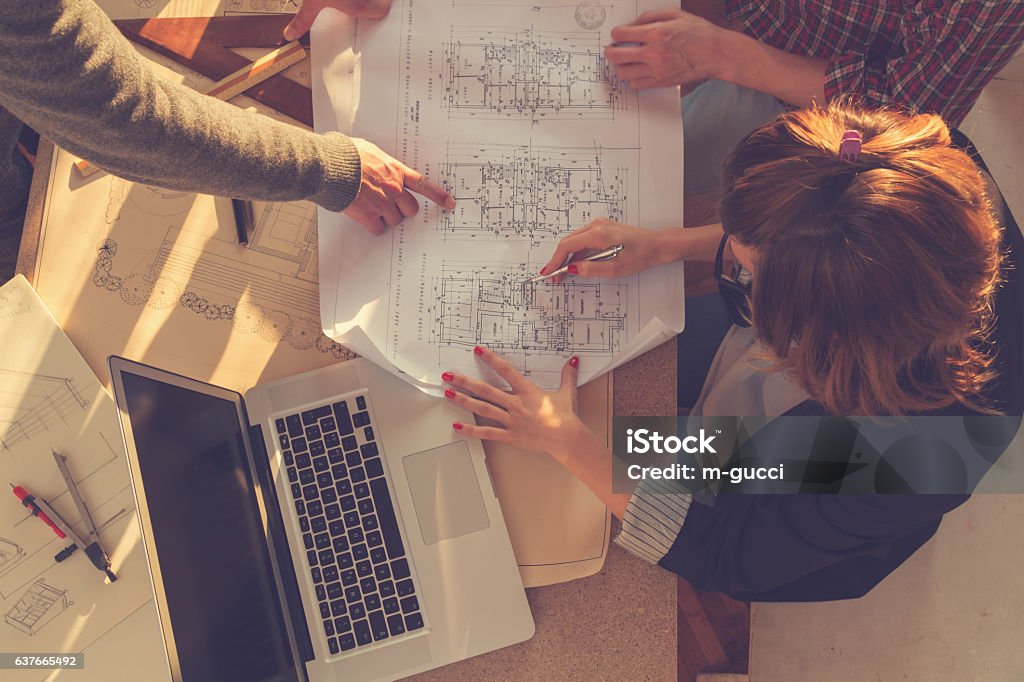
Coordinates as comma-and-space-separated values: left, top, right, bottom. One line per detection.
714, 234, 753, 328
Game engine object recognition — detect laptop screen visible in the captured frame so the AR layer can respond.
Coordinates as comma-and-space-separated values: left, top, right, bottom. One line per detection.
119, 371, 300, 682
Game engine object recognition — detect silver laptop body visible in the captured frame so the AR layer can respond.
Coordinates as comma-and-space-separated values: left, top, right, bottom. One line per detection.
110, 356, 533, 682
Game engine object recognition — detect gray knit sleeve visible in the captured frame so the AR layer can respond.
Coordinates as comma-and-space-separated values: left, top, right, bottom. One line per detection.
0, 0, 361, 212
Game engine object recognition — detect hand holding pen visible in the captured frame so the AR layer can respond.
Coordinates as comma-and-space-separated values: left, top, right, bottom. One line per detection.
537, 219, 682, 281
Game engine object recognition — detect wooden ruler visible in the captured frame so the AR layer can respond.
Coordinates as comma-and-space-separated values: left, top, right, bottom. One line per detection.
204, 40, 306, 101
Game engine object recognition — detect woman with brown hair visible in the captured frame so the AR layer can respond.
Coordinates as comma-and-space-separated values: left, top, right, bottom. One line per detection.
439, 103, 1023, 600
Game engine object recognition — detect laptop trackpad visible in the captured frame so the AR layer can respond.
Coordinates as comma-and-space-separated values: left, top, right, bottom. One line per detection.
402, 442, 490, 545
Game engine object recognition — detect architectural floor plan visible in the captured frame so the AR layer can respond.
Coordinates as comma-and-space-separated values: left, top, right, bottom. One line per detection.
315, 0, 684, 390
432, 261, 626, 368
440, 143, 629, 244
442, 26, 628, 122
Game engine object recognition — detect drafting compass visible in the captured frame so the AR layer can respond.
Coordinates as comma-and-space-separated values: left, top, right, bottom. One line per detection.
47, 451, 118, 582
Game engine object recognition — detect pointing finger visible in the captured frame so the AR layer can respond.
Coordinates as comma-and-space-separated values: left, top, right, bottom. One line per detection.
404, 167, 456, 209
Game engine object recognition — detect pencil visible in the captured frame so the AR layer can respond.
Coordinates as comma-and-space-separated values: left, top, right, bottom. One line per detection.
231, 198, 254, 245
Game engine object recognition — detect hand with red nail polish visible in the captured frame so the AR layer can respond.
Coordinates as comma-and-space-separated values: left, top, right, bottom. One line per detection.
540, 218, 683, 280
443, 347, 586, 459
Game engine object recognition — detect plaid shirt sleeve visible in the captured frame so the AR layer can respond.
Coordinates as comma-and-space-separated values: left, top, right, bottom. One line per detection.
824, 1, 1024, 126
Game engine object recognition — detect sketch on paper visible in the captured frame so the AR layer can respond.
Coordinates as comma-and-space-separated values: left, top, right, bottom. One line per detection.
247, 202, 320, 284
0, 371, 90, 451
4, 580, 73, 636
91, 196, 354, 360
440, 142, 628, 244
428, 260, 627, 366
442, 26, 627, 121
105, 181, 201, 225
0, 537, 25, 577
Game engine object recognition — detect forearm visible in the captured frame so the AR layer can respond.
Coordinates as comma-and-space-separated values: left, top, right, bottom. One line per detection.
0, 0, 360, 210
715, 29, 826, 108
551, 425, 632, 519
658, 223, 724, 264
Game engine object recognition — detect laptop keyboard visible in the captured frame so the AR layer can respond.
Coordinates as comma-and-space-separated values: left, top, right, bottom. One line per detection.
274, 393, 426, 656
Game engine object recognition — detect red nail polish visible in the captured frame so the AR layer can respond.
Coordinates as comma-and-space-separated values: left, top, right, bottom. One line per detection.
444, 388, 456, 399
539, 265, 548, 276
569, 356, 579, 368
441, 371, 454, 382
567, 264, 578, 275
452, 422, 463, 431
473, 346, 484, 356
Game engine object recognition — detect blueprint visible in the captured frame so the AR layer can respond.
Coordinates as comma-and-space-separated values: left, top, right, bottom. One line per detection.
313, 0, 684, 390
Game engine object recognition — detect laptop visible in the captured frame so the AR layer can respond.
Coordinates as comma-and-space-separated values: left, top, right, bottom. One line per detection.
109, 355, 534, 682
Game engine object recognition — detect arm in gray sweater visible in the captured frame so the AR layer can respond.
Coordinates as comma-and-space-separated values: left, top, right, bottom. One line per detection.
0, 0, 361, 211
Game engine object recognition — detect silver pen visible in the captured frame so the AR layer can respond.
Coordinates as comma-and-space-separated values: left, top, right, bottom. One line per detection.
524, 244, 624, 284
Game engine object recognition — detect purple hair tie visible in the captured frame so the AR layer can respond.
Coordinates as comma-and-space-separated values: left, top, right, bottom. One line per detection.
839, 130, 862, 162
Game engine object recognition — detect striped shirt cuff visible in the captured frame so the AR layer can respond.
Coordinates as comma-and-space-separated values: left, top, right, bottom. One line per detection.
614, 479, 693, 564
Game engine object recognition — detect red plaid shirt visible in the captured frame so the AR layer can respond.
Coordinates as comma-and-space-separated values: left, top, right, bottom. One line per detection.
724, 1, 1024, 125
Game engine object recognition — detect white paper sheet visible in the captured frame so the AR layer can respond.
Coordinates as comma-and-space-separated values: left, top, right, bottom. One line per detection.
0, 277, 167, 682
312, 0, 684, 392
